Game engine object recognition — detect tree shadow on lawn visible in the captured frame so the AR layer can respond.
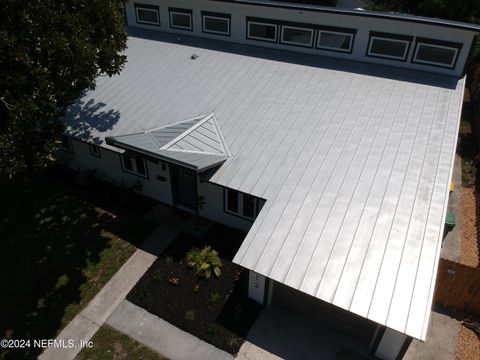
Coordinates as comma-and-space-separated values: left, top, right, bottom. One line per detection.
0, 171, 157, 359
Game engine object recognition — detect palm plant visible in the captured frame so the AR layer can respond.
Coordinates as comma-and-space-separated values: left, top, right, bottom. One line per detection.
186, 246, 222, 279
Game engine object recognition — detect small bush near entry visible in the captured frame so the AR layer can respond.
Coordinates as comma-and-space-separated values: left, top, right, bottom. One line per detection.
208, 292, 221, 304
186, 246, 222, 279
184, 309, 196, 321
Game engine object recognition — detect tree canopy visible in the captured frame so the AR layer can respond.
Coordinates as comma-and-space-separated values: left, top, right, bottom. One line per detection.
0, 0, 127, 179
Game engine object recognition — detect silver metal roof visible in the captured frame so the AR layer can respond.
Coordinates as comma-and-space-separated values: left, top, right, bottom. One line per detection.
106, 114, 229, 171
64, 28, 465, 340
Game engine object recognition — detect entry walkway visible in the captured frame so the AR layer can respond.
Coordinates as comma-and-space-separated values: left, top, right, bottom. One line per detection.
39, 226, 177, 360
107, 300, 233, 360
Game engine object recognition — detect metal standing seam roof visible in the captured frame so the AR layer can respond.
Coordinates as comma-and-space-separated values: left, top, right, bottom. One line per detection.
105, 113, 230, 171
64, 28, 465, 340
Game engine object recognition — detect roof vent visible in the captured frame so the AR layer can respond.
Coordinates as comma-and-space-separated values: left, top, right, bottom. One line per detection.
191, 53, 199, 60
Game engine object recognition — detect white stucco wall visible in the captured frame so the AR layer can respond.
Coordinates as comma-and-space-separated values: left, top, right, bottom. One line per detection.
65, 139, 173, 205
197, 178, 255, 232
124, 0, 475, 76
62, 139, 260, 232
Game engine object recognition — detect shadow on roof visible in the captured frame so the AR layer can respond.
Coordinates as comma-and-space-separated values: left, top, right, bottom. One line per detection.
65, 98, 120, 144
127, 27, 460, 90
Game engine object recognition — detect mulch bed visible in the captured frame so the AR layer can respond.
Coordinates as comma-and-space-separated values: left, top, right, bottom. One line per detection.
456, 325, 480, 360
127, 233, 262, 355
461, 187, 479, 267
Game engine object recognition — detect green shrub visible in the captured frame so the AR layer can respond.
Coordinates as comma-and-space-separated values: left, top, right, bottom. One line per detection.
186, 246, 222, 279
208, 292, 221, 304
184, 309, 196, 321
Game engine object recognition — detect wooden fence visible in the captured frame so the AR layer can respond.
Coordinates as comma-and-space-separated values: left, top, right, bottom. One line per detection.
434, 258, 480, 314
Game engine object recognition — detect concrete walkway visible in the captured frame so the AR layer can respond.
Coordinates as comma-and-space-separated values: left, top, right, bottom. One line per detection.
39, 226, 177, 360
107, 300, 233, 360
403, 309, 459, 360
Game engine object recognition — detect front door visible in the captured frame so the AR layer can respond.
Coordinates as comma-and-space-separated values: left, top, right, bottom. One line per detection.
171, 166, 197, 211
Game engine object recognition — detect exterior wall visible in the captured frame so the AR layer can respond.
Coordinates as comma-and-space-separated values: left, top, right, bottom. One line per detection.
64, 138, 174, 205
62, 139, 258, 232
125, 0, 475, 76
197, 178, 255, 232
374, 328, 409, 360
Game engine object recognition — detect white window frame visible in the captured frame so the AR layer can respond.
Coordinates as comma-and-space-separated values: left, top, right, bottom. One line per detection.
317, 30, 353, 52
368, 36, 410, 60
135, 6, 160, 26
202, 15, 230, 35
247, 21, 278, 42
280, 25, 314, 47
169, 11, 192, 30
413, 43, 458, 68
121, 154, 148, 178
224, 189, 258, 220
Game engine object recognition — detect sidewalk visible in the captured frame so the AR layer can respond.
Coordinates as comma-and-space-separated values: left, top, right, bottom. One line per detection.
39, 226, 177, 360
107, 300, 233, 360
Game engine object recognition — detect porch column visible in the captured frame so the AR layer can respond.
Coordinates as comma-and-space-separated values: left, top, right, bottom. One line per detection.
248, 270, 272, 306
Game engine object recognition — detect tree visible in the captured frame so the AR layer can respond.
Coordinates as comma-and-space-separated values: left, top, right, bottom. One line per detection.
0, 0, 127, 179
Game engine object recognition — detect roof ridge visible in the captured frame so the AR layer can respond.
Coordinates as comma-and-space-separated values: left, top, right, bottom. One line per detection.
160, 113, 215, 150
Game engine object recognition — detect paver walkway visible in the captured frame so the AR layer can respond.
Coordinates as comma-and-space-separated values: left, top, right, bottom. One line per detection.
107, 300, 233, 360
39, 226, 177, 360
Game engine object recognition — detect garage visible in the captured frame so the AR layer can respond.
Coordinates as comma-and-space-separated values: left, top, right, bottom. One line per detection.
271, 281, 379, 354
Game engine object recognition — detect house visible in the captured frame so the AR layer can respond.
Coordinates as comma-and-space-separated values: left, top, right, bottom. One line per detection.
61, 1, 480, 359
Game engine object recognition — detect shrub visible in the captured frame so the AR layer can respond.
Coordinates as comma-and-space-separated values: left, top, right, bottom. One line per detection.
208, 292, 221, 304
184, 309, 196, 321
186, 246, 222, 279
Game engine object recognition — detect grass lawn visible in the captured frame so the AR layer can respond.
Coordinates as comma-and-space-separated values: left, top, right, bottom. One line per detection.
127, 230, 261, 355
76, 325, 167, 360
0, 168, 157, 359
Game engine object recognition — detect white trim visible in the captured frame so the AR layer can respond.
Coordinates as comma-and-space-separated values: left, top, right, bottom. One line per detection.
135, 7, 160, 26
280, 25, 314, 47
247, 21, 278, 42
169, 11, 192, 30
413, 43, 458, 67
368, 36, 409, 60
317, 30, 353, 52
121, 153, 148, 178
202, 15, 230, 35
224, 188, 257, 220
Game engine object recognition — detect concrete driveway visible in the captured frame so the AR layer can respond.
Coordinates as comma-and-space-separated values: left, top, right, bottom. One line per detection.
237, 305, 373, 360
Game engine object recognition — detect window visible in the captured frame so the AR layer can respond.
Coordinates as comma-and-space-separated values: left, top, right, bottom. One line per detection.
367, 32, 412, 61
202, 12, 230, 36
247, 20, 278, 42
60, 136, 74, 153
317, 31, 353, 52
226, 189, 239, 213
281, 26, 314, 47
134, 4, 160, 26
89, 144, 101, 158
412, 39, 461, 68
169, 8, 192, 30
224, 188, 259, 220
121, 154, 148, 178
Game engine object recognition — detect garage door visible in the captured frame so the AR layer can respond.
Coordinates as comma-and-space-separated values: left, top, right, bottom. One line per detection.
272, 281, 377, 347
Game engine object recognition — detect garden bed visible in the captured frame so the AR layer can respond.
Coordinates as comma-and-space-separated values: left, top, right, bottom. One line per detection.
127, 233, 261, 355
